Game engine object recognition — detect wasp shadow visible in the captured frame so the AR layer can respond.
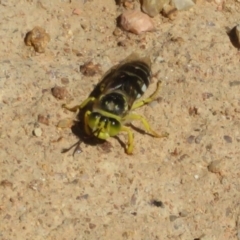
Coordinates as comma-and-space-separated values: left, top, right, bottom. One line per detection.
128, 123, 154, 137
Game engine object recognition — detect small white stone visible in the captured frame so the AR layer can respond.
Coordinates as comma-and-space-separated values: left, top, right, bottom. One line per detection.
33, 128, 42, 137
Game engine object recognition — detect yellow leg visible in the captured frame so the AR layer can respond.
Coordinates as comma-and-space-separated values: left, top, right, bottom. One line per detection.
132, 81, 161, 110
62, 97, 95, 112
124, 113, 169, 138
84, 110, 91, 135
120, 126, 134, 155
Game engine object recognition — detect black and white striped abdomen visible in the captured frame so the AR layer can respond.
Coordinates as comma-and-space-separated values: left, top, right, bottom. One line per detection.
119, 60, 151, 99
95, 58, 152, 114
104, 60, 152, 102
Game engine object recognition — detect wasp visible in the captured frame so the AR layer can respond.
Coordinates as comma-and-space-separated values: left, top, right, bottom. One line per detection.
62, 54, 168, 154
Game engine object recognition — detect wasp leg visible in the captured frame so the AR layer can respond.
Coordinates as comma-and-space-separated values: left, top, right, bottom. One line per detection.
124, 113, 169, 138
120, 126, 134, 155
132, 81, 161, 110
62, 97, 95, 112
84, 110, 91, 135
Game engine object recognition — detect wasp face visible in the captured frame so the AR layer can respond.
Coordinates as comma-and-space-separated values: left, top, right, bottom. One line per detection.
88, 112, 121, 140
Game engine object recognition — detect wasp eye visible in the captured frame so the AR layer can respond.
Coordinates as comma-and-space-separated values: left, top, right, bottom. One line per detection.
88, 112, 100, 129
109, 119, 121, 136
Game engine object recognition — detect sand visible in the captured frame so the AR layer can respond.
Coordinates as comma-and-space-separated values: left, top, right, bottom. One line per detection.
0, 0, 240, 239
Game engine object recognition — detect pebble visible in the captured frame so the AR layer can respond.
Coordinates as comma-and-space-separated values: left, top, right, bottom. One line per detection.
169, 215, 178, 222
24, 26, 50, 53
113, 27, 122, 36
141, 0, 170, 17
228, 24, 240, 49
117, 39, 128, 47
89, 223, 96, 229
205, 143, 212, 151
194, 174, 199, 179
202, 92, 213, 100
187, 135, 195, 144
37, 114, 49, 126
207, 160, 223, 174
188, 106, 198, 116
229, 80, 240, 87
51, 86, 70, 100
0, 180, 13, 188
150, 200, 164, 208
33, 127, 42, 137
179, 210, 189, 217
172, 0, 195, 10
72, 8, 81, 15
162, 4, 178, 20
223, 135, 232, 143
61, 77, 70, 85
57, 118, 74, 128
120, 10, 155, 35
235, 24, 240, 46
80, 62, 101, 76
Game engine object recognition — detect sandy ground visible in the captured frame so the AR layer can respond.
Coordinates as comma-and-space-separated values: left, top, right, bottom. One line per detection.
1, 0, 240, 239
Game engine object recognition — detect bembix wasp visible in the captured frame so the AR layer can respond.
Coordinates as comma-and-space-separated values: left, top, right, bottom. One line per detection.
62, 54, 168, 154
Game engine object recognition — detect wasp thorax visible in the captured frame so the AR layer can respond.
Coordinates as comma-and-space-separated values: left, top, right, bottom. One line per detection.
100, 93, 126, 115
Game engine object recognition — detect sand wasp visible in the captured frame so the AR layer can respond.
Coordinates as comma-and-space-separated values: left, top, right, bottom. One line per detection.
62, 54, 168, 154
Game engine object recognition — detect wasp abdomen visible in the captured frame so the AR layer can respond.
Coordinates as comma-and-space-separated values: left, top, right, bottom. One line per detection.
101, 60, 151, 109
95, 60, 152, 115
116, 61, 151, 100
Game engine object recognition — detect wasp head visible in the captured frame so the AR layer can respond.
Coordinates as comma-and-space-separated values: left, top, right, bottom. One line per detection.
88, 112, 121, 140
